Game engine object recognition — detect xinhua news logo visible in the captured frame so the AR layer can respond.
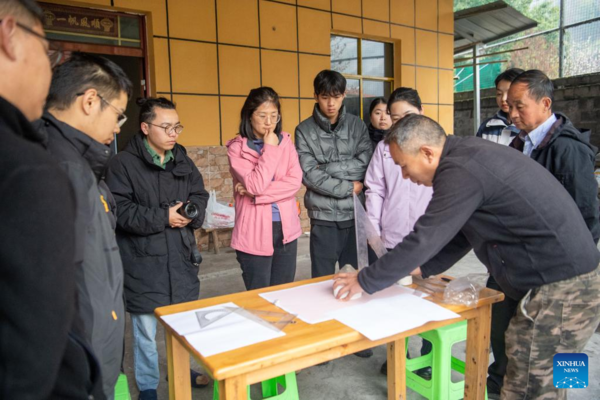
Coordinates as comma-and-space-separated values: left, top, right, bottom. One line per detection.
553, 353, 588, 389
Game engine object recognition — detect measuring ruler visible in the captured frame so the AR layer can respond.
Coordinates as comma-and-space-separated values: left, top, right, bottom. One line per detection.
195, 306, 297, 333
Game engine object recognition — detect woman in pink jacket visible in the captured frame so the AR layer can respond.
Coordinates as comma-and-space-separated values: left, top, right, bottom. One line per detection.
227, 87, 303, 290
365, 88, 434, 376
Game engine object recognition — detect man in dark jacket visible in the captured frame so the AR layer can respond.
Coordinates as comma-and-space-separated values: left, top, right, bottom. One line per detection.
477, 69, 600, 397
0, 1, 102, 399
475, 67, 524, 397
106, 97, 209, 400
40, 52, 132, 400
508, 69, 600, 242
335, 114, 600, 400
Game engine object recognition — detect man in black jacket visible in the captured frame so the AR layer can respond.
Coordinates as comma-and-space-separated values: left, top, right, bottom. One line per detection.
40, 52, 132, 400
0, 1, 102, 399
334, 115, 600, 400
106, 97, 209, 400
508, 69, 600, 242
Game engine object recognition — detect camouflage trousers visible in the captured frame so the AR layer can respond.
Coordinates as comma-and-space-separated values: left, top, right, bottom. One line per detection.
502, 265, 600, 400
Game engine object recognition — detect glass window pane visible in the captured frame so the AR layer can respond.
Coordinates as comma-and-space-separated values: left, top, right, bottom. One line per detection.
362, 80, 392, 121
565, 0, 600, 26
343, 79, 361, 117
362, 40, 393, 77
119, 16, 140, 40
564, 21, 600, 77
331, 35, 358, 75
46, 32, 119, 46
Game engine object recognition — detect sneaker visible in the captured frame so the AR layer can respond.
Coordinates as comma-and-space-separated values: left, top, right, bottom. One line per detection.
354, 349, 373, 358
138, 389, 158, 400
487, 383, 501, 400
414, 367, 432, 380
380, 361, 387, 376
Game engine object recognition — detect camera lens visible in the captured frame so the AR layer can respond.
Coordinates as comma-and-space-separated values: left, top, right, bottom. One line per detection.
182, 202, 199, 219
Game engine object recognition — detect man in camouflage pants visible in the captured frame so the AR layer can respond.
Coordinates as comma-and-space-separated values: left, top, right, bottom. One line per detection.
331, 114, 600, 400
504, 270, 600, 399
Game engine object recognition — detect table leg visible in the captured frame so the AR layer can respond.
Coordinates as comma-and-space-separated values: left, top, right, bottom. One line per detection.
166, 331, 191, 400
387, 339, 407, 400
218, 376, 248, 400
464, 304, 492, 400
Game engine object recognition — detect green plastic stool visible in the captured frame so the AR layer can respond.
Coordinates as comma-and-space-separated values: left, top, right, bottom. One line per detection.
213, 372, 298, 400
114, 373, 131, 400
405, 320, 487, 400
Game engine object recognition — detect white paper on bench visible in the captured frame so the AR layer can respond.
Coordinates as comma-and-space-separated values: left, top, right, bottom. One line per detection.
329, 294, 461, 341
161, 302, 284, 357
259, 280, 427, 324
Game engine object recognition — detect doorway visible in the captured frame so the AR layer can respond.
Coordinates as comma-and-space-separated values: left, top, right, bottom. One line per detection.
40, 2, 150, 152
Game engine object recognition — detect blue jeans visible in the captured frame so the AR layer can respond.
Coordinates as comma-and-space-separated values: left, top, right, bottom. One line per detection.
131, 313, 159, 391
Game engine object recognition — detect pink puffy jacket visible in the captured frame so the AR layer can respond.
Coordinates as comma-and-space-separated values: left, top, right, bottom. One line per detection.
227, 133, 303, 256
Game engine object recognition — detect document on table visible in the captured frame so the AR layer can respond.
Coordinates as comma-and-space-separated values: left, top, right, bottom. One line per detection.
329, 294, 461, 341
259, 280, 427, 324
160, 302, 285, 357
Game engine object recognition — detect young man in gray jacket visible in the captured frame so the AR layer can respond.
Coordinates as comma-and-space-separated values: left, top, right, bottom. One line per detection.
295, 69, 373, 357
42, 52, 132, 400
334, 114, 600, 400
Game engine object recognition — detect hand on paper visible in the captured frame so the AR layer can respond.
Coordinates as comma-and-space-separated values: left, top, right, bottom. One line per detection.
333, 272, 365, 302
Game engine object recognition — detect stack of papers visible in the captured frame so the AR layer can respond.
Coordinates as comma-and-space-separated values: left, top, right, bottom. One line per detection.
161, 302, 284, 357
260, 280, 460, 341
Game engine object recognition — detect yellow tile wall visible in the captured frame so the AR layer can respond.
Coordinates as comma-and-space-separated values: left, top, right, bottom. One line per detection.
50, 0, 454, 144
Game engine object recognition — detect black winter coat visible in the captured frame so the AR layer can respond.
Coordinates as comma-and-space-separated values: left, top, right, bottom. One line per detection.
0, 97, 103, 399
510, 113, 600, 243
41, 112, 125, 398
359, 135, 600, 301
105, 134, 209, 314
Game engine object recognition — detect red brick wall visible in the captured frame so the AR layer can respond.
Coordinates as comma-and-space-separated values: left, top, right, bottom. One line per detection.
187, 145, 310, 252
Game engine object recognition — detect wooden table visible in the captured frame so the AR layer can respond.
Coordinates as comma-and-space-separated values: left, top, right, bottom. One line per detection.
155, 276, 504, 400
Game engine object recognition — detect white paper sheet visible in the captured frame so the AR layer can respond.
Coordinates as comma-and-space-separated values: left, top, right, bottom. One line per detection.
259, 280, 426, 324
329, 294, 461, 341
161, 302, 285, 357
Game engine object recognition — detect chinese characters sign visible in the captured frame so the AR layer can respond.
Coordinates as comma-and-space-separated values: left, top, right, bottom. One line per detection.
40, 4, 118, 37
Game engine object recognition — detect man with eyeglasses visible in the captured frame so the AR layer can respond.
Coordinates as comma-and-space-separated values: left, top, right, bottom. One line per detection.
37, 51, 133, 400
106, 97, 209, 400
0, 1, 104, 399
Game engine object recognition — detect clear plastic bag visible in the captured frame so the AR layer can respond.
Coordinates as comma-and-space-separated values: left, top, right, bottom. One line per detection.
443, 274, 489, 307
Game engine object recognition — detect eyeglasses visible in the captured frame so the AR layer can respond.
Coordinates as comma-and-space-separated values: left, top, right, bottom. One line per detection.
145, 122, 184, 136
253, 113, 281, 124
98, 95, 128, 127
76, 92, 128, 127
0, 19, 63, 68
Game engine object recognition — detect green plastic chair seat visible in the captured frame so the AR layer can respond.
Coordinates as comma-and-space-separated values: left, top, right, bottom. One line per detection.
213, 372, 299, 400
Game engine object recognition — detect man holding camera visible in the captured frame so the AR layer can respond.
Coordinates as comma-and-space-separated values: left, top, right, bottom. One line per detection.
105, 97, 209, 400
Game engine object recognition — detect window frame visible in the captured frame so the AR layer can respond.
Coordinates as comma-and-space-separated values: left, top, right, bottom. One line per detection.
330, 33, 395, 120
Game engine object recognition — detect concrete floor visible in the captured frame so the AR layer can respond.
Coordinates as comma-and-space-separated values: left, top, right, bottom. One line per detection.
122, 235, 600, 399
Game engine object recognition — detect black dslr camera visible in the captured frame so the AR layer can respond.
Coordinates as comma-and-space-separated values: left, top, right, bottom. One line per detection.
169, 200, 199, 219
